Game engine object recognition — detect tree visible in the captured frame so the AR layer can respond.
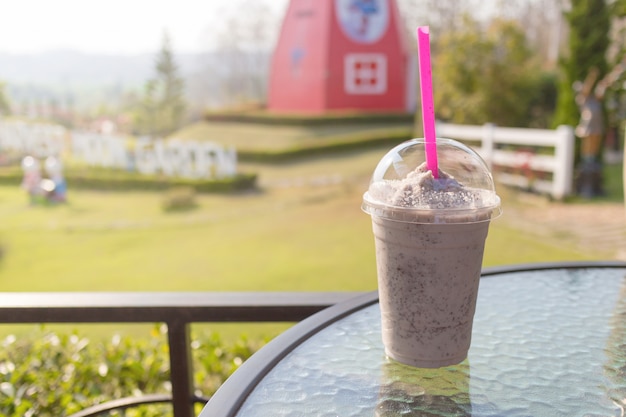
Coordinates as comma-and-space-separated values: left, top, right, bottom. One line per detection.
432, 17, 544, 127
188, 1, 279, 110
613, 0, 626, 16
134, 31, 186, 137
0, 81, 11, 116
216, 2, 275, 105
398, 0, 480, 42
553, 0, 610, 128
605, 1, 626, 132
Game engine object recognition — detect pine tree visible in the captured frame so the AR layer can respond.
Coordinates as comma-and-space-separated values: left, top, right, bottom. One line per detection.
553, 0, 610, 128
134, 31, 186, 137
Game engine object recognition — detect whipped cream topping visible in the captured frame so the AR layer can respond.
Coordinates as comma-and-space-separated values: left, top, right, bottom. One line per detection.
367, 163, 495, 210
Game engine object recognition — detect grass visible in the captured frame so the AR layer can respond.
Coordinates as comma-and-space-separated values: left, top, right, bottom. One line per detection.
0, 144, 617, 340
0, 148, 606, 291
175, 120, 414, 152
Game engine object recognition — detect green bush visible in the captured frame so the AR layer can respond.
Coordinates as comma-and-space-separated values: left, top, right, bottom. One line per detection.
238, 128, 413, 163
204, 109, 414, 126
0, 166, 257, 194
0, 328, 262, 417
162, 186, 197, 212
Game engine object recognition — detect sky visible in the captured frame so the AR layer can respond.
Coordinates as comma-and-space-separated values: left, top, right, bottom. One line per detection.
0, 0, 289, 55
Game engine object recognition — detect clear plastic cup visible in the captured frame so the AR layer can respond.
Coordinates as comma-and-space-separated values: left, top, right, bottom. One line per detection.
362, 138, 501, 368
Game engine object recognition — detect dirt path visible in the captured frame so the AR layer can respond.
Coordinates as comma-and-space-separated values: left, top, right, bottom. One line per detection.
502, 192, 626, 260
262, 170, 626, 260
249, 148, 626, 261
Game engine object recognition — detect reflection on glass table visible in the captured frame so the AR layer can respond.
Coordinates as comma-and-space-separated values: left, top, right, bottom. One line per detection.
200, 263, 626, 417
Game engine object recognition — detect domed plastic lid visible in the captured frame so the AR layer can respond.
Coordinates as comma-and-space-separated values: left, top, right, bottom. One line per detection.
362, 138, 501, 224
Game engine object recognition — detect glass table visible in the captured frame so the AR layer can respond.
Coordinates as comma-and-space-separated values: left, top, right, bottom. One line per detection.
199, 262, 626, 417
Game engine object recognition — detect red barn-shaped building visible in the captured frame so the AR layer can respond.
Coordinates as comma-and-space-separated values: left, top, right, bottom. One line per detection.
267, 0, 412, 114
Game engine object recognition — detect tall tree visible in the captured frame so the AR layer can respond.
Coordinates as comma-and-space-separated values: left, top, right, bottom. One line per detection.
432, 17, 542, 127
398, 0, 480, 41
134, 31, 186, 137
613, 0, 626, 16
188, 1, 278, 110
493, 0, 564, 69
553, 0, 610, 128
606, 1, 626, 135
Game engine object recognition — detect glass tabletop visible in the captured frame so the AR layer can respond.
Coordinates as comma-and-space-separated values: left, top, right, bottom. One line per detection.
203, 265, 626, 417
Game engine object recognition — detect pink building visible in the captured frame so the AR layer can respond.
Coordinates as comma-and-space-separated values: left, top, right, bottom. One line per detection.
267, 0, 412, 114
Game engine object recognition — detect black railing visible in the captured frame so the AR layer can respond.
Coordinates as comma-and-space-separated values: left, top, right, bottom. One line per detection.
0, 291, 363, 417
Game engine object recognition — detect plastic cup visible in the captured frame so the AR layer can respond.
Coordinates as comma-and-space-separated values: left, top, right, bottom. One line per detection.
362, 138, 501, 368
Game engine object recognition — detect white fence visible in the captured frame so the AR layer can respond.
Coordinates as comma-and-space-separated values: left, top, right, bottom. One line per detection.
436, 122, 576, 200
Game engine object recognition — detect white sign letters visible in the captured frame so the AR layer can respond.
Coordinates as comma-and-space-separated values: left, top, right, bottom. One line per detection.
0, 120, 238, 180
0, 120, 66, 158
133, 137, 237, 179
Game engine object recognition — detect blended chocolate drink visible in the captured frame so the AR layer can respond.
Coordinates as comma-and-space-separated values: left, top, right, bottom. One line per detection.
362, 138, 500, 368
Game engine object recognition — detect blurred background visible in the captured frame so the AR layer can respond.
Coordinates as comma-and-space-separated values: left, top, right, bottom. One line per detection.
0, 0, 624, 302
0, 1, 625, 415
0, 0, 624, 131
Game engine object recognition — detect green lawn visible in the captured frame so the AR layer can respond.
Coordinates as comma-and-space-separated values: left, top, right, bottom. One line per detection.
175, 120, 413, 152
0, 147, 604, 292
0, 146, 609, 340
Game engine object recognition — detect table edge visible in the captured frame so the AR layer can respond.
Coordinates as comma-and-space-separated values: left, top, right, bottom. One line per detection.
481, 260, 626, 276
199, 261, 626, 417
200, 290, 379, 417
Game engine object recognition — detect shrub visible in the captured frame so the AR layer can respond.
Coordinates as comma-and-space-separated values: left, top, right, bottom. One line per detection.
0, 166, 258, 194
162, 186, 197, 212
238, 128, 413, 163
0, 328, 261, 417
203, 109, 414, 126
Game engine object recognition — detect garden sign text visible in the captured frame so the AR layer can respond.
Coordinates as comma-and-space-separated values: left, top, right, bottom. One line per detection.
0, 120, 237, 179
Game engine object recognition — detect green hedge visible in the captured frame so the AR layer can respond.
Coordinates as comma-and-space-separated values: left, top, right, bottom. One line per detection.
0, 329, 262, 417
0, 166, 257, 193
238, 128, 414, 163
204, 110, 415, 126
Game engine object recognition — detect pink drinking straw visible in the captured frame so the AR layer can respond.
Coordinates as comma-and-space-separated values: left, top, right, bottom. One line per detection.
417, 26, 439, 178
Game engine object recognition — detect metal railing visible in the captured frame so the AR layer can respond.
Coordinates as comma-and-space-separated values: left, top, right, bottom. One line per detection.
0, 291, 362, 417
